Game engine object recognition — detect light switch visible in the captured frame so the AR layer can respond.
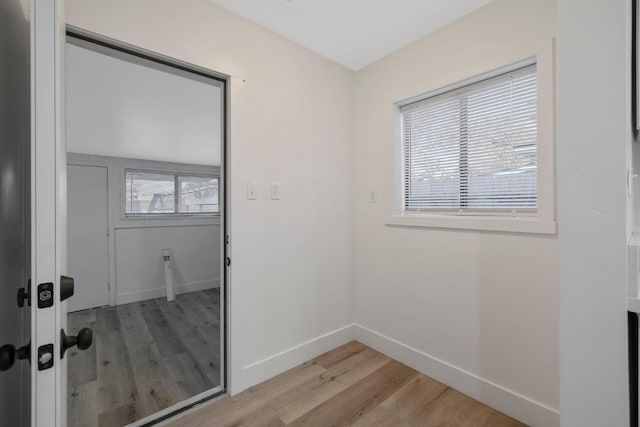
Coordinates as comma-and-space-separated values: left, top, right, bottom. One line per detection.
247, 181, 257, 200
271, 183, 281, 200
368, 190, 377, 203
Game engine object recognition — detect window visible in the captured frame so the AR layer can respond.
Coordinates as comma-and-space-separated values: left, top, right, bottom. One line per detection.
125, 170, 218, 215
399, 64, 537, 213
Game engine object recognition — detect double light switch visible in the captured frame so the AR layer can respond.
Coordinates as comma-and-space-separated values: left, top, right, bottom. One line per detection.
246, 181, 281, 200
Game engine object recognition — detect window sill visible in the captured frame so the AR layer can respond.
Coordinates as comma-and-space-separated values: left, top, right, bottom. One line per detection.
386, 214, 556, 235
122, 214, 219, 220
115, 215, 221, 229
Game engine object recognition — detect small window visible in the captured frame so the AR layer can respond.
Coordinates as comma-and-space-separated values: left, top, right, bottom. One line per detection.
399, 63, 537, 213
125, 170, 218, 216
178, 175, 219, 213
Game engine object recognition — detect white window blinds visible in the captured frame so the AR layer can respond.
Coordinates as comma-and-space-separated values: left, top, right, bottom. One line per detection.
400, 64, 538, 212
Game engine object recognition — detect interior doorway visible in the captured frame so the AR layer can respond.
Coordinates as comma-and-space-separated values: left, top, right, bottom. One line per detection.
64, 31, 227, 426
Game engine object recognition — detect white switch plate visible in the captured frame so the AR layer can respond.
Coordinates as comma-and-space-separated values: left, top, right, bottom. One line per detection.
247, 181, 257, 200
368, 190, 377, 203
271, 183, 281, 200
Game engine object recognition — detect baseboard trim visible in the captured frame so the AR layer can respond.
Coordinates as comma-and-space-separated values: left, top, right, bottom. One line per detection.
353, 324, 559, 427
237, 324, 355, 393
116, 279, 219, 305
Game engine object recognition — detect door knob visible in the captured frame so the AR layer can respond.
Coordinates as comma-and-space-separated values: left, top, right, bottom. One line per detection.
17, 279, 31, 307
60, 328, 92, 359
60, 276, 74, 302
0, 342, 30, 372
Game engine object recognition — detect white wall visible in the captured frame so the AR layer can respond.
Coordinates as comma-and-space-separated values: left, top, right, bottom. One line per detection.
66, 41, 222, 166
115, 225, 219, 303
557, 0, 632, 425
66, 0, 355, 394
352, 1, 558, 426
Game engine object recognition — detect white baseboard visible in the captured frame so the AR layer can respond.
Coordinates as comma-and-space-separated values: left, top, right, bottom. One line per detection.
236, 324, 355, 393
353, 324, 559, 427
116, 279, 220, 305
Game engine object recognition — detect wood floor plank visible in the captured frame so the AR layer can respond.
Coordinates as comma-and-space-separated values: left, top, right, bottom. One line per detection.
164, 351, 215, 399
180, 326, 221, 385
128, 343, 177, 417
314, 340, 368, 369
176, 291, 219, 327
484, 409, 528, 427
274, 348, 391, 424
97, 403, 137, 427
380, 373, 448, 424
68, 309, 96, 331
412, 387, 496, 427
96, 329, 138, 418
118, 308, 154, 351
157, 298, 196, 333
157, 295, 222, 387
116, 298, 159, 316
94, 307, 121, 335
68, 380, 98, 427
215, 407, 286, 427
287, 360, 417, 426
141, 308, 187, 358
351, 405, 412, 427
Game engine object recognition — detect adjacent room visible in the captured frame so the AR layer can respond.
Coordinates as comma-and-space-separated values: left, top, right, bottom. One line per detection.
63, 37, 225, 425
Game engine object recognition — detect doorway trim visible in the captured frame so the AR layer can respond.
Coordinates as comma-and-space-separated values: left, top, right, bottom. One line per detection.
65, 25, 231, 424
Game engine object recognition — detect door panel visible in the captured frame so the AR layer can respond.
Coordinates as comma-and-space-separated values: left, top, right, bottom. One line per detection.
32, 1, 68, 426
0, 0, 31, 425
67, 165, 110, 312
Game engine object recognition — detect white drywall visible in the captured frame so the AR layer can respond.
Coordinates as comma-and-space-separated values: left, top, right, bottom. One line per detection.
114, 225, 219, 304
66, 42, 222, 166
353, 1, 558, 425
557, 0, 632, 425
66, 0, 355, 394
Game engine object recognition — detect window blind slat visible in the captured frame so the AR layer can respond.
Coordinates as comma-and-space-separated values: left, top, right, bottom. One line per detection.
401, 64, 537, 211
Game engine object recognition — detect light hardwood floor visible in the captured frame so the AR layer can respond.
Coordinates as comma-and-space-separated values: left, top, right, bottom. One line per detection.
170, 341, 526, 427
67, 289, 221, 427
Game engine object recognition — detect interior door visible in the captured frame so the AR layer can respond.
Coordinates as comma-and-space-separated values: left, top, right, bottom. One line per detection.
67, 165, 110, 312
0, 0, 32, 425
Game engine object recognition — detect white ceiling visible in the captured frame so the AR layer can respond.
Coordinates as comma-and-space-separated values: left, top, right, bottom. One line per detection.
66, 43, 223, 166
209, 0, 493, 70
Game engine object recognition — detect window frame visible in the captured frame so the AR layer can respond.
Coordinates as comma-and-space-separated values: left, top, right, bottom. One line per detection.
388, 41, 556, 234
124, 168, 220, 218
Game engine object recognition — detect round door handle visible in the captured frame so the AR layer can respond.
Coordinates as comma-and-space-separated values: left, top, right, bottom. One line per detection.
60, 327, 93, 359
0, 342, 30, 372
